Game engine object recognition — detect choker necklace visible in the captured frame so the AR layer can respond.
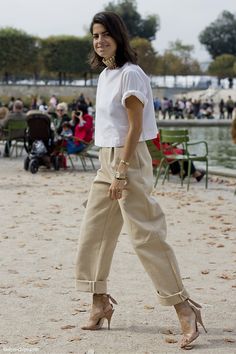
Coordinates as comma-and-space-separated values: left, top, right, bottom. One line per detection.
102, 56, 117, 69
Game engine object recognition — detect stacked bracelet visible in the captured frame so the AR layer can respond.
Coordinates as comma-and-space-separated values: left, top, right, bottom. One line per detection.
115, 171, 127, 180
120, 159, 130, 166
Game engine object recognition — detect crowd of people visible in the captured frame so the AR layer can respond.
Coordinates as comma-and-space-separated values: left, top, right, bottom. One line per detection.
153, 95, 236, 120
0, 94, 95, 158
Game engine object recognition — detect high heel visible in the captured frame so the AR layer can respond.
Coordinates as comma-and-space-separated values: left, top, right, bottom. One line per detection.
179, 299, 207, 349
81, 294, 117, 331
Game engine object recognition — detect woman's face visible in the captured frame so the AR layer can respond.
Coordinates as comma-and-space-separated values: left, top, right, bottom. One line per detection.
56, 108, 64, 117
92, 23, 117, 59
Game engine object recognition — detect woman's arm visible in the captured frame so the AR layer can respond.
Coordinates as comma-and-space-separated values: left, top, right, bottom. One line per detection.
109, 95, 143, 200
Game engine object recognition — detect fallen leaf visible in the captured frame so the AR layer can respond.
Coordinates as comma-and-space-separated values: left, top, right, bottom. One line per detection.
54, 266, 62, 270
67, 336, 82, 342
33, 282, 48, 288
0, 340, 8, 344
201, 270, 209, 275
224, 338, 235, 343
18, 294, 29, 298
165, 337, 178, 344
160, 329, 174, 335
71, 309, 87, 315
25, 337, 40, 345
219, 274, 233, 280
44, 335, 57, 339
144, 305, 155, 310
61, 325, 76, 330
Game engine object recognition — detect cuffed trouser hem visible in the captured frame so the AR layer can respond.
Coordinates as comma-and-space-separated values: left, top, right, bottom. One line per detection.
76, 280, 107, 294
156, 288, 189, 306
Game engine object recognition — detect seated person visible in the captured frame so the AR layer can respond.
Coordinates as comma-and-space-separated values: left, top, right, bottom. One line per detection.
65, 111, 93, 154
76, 103, 94, 141
0, 100, 26, 157
0, 107, 9, 121
152, 133, 205, 182
55, 102, 71, 135
60, 121, 73, 139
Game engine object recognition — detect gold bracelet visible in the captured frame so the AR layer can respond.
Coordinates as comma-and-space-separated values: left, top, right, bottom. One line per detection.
115, 171, 127, 180
120, 159, 130, 166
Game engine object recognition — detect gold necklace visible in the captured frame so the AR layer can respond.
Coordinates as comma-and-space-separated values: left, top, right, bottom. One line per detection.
102, 56, 117, 69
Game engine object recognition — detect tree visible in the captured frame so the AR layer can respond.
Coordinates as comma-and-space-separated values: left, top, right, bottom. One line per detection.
163, 40, 201, 75
130, 37, 157, 74
41, 36, 91, 85
0, 27, 38, 83
208, 54, 236, 87
105, 0, 159, 40
156, 52, 184, 77
199, 11, 236, 59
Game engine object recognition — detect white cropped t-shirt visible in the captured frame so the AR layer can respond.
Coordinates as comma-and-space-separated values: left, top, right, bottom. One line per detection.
94, 62, 158, 147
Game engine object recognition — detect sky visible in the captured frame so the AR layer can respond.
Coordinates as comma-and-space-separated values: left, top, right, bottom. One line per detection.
1, 0, 235, 62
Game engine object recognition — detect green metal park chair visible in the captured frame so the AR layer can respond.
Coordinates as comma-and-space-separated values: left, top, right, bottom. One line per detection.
1, 119, 27, 157
146, 139, 168, 187
159, 129, 209, 191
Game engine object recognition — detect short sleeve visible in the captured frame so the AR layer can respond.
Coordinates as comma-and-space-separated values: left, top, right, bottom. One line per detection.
121, 69, 148, 108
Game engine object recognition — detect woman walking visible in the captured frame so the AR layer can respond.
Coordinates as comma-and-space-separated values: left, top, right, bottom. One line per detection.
75, 11, 206, 349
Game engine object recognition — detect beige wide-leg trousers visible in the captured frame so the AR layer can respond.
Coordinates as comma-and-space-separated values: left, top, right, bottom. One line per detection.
75, 142, 189, 306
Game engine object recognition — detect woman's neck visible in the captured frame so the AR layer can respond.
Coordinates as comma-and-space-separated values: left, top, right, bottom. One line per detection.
102, 55, 117, 69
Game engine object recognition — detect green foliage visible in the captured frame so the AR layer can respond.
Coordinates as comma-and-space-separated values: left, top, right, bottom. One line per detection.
130, 37, 157, 74
0, 27, 38, 79
156, 41, 201, 75
156, 52, 183, 76
199, 11, 236, 59
105, 0, 159, 40
41, 35, 91, 75
208, 54, 236, 78
168, 40, 194, 62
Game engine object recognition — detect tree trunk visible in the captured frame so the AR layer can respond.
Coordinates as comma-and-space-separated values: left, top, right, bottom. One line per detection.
63, 72, 66, 85
84, 72, 88, 86
58, 71, 62, 86
228, 77, 233, 89
4, 72, 9, 84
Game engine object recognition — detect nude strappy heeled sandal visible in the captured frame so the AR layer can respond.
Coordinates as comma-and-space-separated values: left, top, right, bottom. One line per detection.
179, 298, 207, 350
81, 294, 117, 330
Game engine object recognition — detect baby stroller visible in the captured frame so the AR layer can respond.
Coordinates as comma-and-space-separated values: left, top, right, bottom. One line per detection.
24, 110, 63, 174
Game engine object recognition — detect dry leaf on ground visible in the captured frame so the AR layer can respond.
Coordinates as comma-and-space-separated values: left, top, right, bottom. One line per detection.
165, 337, 178, 344
67, 336, 82, 342
144, 305, 155, 310
24, 337, 40, 345
201, 270, 209, 275
224, 338, 235, 343
61, 325, 76, 330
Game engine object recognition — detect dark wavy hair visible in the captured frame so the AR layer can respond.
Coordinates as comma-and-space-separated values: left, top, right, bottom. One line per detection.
89, 11, 137, 69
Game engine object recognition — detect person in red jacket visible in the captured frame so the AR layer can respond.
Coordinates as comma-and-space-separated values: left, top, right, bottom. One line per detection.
66, 107, 94, 154
152, 133, 205, 182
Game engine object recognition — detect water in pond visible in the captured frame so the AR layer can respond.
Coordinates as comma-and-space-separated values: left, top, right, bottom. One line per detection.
188, 126, 236, 170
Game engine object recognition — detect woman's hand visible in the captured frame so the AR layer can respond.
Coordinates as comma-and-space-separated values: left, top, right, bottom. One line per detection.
109, 178, 127, 200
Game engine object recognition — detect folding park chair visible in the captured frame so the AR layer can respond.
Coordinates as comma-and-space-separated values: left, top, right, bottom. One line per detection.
2, 119, 27, 157
66, 140, 98, 171
146, 140, 169, 187
159, 129, 208, 191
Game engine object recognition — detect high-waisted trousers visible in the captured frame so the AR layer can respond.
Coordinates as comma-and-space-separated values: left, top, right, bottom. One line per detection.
75, 142, 189, 306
